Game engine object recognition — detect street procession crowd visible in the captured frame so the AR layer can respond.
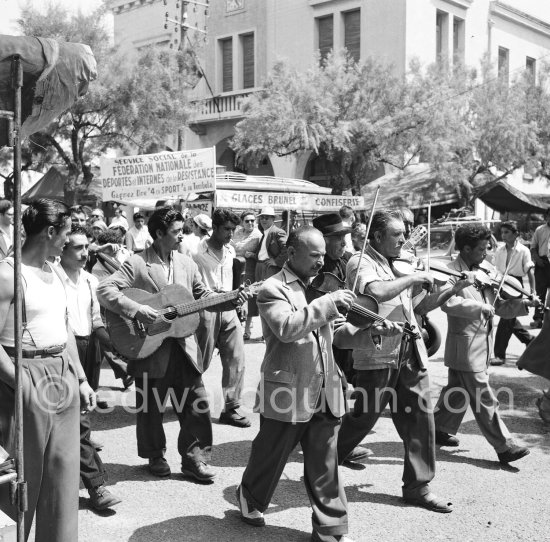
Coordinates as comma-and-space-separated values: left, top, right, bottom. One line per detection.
0, 197, 548, 542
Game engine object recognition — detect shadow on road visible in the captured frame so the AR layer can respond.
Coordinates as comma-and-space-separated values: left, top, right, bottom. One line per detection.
209, 440, 303, 468
128, 512, 309, 542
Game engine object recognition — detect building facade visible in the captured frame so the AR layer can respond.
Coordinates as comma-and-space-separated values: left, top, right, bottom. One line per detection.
110, 0, 550, 194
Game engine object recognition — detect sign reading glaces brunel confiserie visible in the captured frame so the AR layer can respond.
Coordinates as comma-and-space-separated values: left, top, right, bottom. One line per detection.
216, 189, 364, 211
100, 147, 216, 203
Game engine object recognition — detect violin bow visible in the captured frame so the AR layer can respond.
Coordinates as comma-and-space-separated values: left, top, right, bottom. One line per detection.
426, 201, 432, 272
491, 255, 514, 308
351, 186, 380, 293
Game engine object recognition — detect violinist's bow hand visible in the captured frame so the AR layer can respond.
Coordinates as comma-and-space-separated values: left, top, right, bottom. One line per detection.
481, 303, 495, 319
329, 289, 356, 310
371, 321, 404, 337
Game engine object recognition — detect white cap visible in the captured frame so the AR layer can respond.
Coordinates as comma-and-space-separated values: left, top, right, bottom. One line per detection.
259, 206, 276, 217
193, 213, 212, 231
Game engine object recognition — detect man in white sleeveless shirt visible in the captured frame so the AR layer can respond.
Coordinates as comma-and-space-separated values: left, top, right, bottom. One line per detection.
0, 199, 95, 542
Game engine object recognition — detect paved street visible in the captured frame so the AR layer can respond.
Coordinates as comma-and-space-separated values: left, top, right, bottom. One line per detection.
80, 307, 550, 542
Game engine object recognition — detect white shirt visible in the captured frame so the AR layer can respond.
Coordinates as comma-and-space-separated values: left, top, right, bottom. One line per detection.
0, 260, 67, 348
126, 226, 152, 251
494, 241, 534, 278
57, 266, 103, 337
0, 225, 13, 252
193, 237, 235, 292
258, 225, 274, 261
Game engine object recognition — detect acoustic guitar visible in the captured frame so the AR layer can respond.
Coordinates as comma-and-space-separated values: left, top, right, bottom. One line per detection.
104, 282, 263, 360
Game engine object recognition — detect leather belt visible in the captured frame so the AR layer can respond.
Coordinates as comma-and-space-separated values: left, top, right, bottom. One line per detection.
2, 344, 66, 358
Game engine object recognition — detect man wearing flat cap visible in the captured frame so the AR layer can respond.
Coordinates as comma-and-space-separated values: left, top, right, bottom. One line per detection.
312, 213, 352, 284
255, 207, 288, 281
312, 213, 369, 467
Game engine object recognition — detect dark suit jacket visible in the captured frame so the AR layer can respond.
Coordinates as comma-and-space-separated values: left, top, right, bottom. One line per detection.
96, 246, 211, 378
257, 226, 288, 269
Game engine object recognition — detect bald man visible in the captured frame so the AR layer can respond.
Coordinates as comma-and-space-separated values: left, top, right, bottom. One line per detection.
237, 227, 356, 542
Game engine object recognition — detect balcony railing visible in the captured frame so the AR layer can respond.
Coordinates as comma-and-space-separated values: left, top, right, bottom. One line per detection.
191, 88, 259, 124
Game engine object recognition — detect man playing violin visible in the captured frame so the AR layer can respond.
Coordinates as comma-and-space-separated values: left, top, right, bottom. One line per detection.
312, 213, 370, 466
434, 224, 535, 464
237, 226, 356, 542
333, 210, 475, 513
491, 221, 536, 366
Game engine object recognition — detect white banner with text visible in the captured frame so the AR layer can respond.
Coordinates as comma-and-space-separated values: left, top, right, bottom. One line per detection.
215, 190, 364, 211
100, 147, 216, 205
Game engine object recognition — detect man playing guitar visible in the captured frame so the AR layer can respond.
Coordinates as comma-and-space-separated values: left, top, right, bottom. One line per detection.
97, 207, 248, 483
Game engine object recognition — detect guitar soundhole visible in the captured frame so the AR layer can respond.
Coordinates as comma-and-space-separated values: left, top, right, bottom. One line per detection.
162, 307, 178, 322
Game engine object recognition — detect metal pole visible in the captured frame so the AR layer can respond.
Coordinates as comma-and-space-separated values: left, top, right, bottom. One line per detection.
12, 54, 27, 542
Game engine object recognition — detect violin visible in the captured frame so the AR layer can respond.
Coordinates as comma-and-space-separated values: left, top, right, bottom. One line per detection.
308, 272, 421, 339
428, 260, 540, 303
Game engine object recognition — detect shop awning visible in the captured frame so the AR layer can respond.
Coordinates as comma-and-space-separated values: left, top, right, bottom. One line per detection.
360, 164, 459, 209
474, 178, 550, 213
22, 166, 102, 204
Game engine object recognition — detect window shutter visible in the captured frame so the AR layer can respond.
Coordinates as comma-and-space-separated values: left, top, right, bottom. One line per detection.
344, 10, 360, 63
242, 33, 255, 89
222, 38, 233, 92
318, 15, 333, 62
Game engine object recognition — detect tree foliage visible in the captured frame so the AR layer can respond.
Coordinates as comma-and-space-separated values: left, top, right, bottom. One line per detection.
1, 1, 198, 203
232, 50, 550, 204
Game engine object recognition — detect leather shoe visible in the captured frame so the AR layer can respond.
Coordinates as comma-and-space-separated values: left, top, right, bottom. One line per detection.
219, 409, 251, 428
181, 459, 216, 483
498, 444, 530, 464
236, 485, 265, 526
403, 492, 452, 513
435, 430, 459, 447
88, 485, 122, 511
122, 375, 135, 389
90, 438, 103, 451
148, 456, 171, 477
311, 532, 355, 542
346, 445, 371, 462
490, 356, 506, 366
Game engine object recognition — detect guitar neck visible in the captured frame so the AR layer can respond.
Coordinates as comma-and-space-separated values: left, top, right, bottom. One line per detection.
175, 289, 239, 316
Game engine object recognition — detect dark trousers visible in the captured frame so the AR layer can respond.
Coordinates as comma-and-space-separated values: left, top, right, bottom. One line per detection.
103, 348, 129, 382
77, 334, 101, 390
75, 336, 106, 489
0, 354, 79, 542
195, 309, 245, 411
494, 318, 532, 358
135, 344, 212, 463
241, 410, 348, 537
534, 259, 550, 321
337, 350, 435, 497
494, 275, 532, 357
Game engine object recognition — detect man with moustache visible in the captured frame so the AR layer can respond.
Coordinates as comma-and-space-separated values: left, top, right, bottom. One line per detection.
58, 224, 121, 510
193, 208, 250, 428
333, 210, 476, 513
98, 207, 235, 482
0, 199, 95, 542
237, 226, 356, 542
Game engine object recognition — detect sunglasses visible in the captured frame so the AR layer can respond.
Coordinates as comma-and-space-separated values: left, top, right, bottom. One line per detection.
244, 219, 255, 223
